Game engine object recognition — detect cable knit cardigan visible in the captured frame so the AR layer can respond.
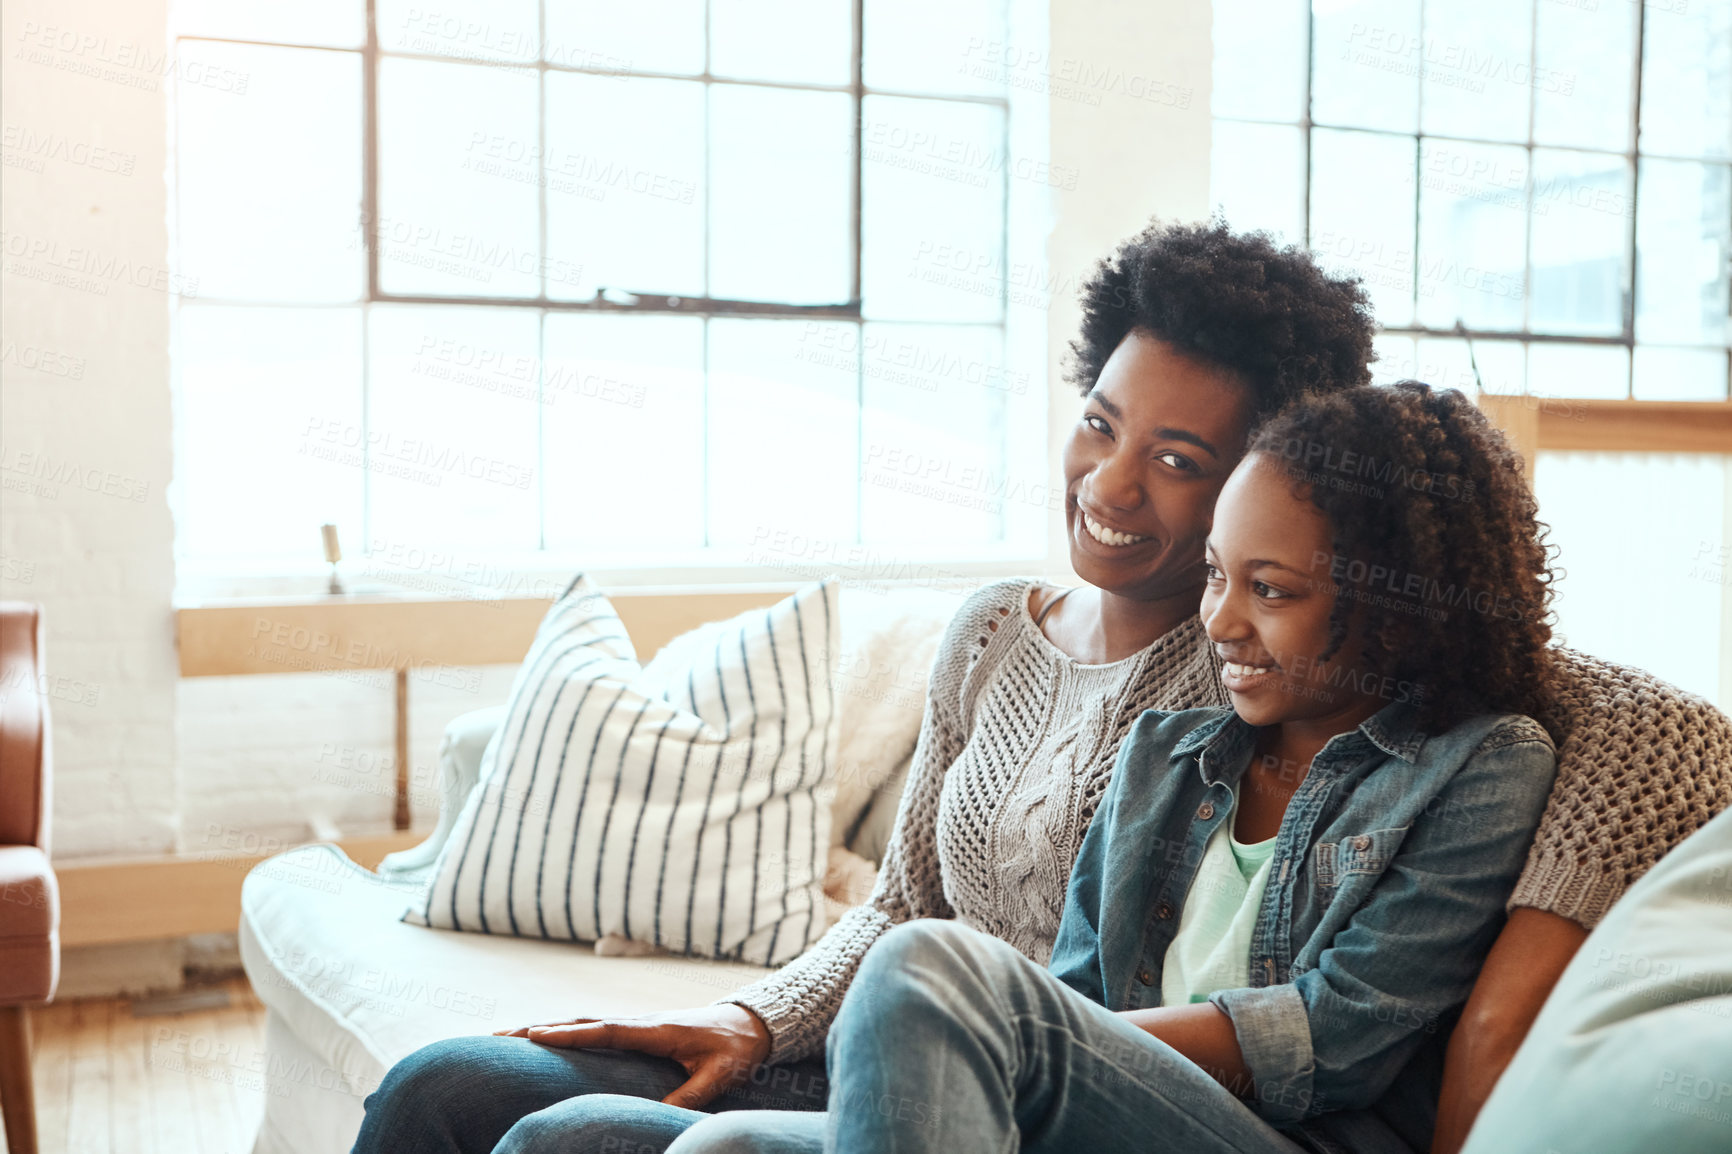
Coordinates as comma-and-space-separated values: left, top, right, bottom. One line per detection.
725, 578, 1732, 1064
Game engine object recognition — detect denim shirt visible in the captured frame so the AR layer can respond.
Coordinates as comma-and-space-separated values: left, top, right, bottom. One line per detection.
1049, 702, 1557, 1148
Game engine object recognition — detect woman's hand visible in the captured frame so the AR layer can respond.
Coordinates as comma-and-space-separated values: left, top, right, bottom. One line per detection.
494, 1003, 774, 1110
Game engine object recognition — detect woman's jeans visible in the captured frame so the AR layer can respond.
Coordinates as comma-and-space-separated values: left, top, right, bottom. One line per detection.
350, 1034, 827, 1154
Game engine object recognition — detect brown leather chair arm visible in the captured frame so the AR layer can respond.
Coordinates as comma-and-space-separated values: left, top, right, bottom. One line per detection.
0, 604, 49, 854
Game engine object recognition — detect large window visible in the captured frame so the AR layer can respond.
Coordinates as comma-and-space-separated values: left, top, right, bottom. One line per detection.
1210, 0, 1732, 400
170, 0, 1048, 592
1210, 0, 1732, 710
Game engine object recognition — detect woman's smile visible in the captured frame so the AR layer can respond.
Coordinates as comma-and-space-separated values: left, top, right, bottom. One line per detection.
1076, 505, 1155, 550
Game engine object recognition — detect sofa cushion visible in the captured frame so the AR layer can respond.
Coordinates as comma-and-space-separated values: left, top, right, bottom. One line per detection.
241, 845, 775, 1102
406, 574, 842, 966
827, 586, 959, 854
1461, 805, 1732, 1154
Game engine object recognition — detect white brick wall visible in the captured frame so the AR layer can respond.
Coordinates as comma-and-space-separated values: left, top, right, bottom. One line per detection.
1, 0, 179, 857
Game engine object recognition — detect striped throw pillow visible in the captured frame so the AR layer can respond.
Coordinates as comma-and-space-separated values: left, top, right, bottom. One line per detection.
406, 574, 841, 966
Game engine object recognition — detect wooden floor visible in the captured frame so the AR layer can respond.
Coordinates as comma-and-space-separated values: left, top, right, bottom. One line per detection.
6, 979, 267, 1154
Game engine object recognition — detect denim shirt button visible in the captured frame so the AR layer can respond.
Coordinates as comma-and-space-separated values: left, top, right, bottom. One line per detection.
1196, 802, 1215, 820
1136, 968, 1154, 986
1156, 901, 1174, 920
1353, 835, 1371, 851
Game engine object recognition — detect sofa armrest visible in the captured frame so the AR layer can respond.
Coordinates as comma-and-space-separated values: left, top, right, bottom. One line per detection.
376, 704, 507, 879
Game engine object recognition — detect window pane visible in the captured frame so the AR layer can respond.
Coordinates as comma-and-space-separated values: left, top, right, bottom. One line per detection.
1370, 334, 1417, 386
1537, 451, 1726, 705
861, 96, 1006, 323
1312, 0, 1419, 134
1633, 346, 1730, 401
1416, 140, 1527, 331
545, 0, 704, 75
175, 306, 364, 561
865, 0, 1006, 97
1528, 149, 1631, 337
176, 42, 362, 302
1415, 336, 1526, 396
545, 74, 705, 300
543, 315, 705, 552
1210, 121, 1306, 245
366, 306, 540, 549
1310, 129, 1417, 328
1636, 159, 1732, 346
709, 87, 853, 304
377, 0, 538, 63
1212, 0, 1308, 121
377, 57, 540, 298
713, 0, 852, 86
861, 325, 1007, 546
706, 320, 859, 547
1533, 0, 1635, 150
1419, 0, 1532, 143
1527, 342, 1629, 399
1639, 0, 1732, 161
172, 0, 363, 48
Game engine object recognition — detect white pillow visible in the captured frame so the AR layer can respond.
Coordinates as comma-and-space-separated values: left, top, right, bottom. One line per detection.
406, 574, 841, 966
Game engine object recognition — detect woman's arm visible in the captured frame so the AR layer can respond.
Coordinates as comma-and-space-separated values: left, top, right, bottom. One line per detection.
1430, 907, 1587, 1154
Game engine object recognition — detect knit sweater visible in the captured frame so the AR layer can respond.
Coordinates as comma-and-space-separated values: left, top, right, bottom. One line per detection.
726, 578, 1732, 1064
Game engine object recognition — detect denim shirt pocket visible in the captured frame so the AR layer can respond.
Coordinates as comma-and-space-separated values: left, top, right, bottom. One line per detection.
1313, 826, 1410, 889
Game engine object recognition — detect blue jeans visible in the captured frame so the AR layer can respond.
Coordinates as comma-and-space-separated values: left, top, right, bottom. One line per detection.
816, 919, 1312, 1154
350, 1034, 828, 1154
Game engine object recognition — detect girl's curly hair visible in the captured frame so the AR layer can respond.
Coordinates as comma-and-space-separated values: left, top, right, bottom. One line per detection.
1066, 218, 1377, 416
1249, 381, 1557, 731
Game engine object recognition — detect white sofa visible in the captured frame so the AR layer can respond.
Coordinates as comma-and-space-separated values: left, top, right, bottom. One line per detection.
238, 587, 961, 1154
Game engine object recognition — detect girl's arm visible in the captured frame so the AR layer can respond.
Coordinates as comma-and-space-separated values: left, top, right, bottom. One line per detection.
1430, 907, 1587, 1154
1121, 1003, 1253, 1094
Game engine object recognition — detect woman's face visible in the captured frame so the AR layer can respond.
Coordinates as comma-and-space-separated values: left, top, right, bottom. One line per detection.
1061, 330, 1255, 603
1200, 453, 1384, 728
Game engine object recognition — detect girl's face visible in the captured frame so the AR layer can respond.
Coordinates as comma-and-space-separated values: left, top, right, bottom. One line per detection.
1200, 453, 1386, 729
1061, 331, 1255, 603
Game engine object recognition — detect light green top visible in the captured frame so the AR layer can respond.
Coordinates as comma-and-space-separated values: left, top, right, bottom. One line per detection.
1161, 785, 1278, 1006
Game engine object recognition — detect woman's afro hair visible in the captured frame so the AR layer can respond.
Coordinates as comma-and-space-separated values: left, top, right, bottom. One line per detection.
1067, 218, 1378, 414
1250, 381, 1557, 731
